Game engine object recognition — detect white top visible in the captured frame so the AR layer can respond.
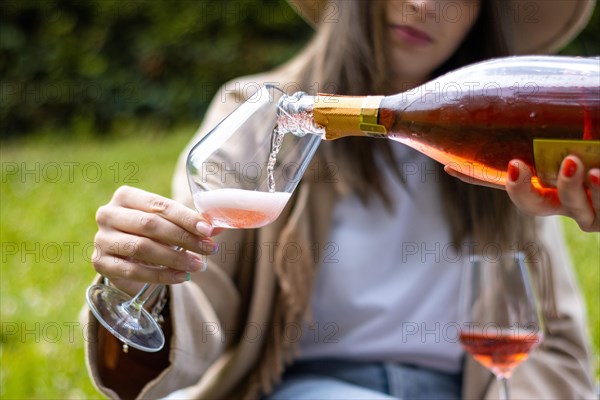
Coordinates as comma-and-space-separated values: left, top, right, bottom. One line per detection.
299, 142, 465, 373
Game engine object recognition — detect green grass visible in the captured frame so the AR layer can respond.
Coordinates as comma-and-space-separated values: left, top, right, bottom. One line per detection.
563, 217, 600, 380
1, 131, 598, 398
1, 129, 192, 398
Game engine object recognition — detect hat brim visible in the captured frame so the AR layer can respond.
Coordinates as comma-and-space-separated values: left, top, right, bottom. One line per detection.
286, 0, 596, 54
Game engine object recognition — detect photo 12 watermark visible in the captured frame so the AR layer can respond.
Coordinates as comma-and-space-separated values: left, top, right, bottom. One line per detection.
1, 321, 95, 345
399, 241, 541, 264
0, 241, 138, 265
199, 320, 340, 345
1, 161, 139, 184
207, 240, 339, 266
399, 321, 543, 344
1, 81, 140, 107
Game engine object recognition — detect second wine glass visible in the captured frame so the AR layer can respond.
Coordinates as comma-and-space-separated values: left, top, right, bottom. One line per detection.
458, 252, 544, 400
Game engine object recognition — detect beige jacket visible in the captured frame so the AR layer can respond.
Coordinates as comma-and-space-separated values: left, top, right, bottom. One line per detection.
84, 74, 596, 399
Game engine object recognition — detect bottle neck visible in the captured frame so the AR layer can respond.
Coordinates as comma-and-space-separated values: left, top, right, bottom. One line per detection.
312, 94, 387, 139
276, 92, 325, 138
277, 92, 388, 140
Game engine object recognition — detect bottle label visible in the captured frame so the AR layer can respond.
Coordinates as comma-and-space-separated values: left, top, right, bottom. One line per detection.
533, 139, 600, 187
359, 96, 387, 137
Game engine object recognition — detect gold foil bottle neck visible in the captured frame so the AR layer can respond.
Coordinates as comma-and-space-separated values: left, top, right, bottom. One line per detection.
313, 94, 386, 140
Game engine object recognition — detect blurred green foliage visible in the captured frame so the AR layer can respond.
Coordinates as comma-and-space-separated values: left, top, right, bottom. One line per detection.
0, 0, 312, 138
557, 2, 600, 57
0, 0, 598, 138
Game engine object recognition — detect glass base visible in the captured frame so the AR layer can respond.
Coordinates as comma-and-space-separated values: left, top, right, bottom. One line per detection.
86, 284, 165, 352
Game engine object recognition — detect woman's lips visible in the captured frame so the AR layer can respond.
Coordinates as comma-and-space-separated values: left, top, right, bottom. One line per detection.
390, 25, 433, 46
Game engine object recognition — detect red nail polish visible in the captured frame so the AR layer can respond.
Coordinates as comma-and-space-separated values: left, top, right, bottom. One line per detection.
590, 173, 600, 186
508, 162, 519, 182
562, 159, 577, 178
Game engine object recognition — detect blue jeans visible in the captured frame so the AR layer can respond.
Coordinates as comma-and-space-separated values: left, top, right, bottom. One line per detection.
263, 359, 462, 400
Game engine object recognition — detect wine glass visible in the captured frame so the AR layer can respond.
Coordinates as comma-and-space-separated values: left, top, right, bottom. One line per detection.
87, 84, 321, 352
86, 281, 165, 352
186, 84, 321, 228
458, 251, 544, 400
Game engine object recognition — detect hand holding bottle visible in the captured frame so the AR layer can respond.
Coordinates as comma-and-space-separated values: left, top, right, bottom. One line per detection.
446, 156, 600, 232
506, 156, 600, 232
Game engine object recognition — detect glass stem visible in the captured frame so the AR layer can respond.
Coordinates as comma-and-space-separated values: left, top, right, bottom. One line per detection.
122, 283, 162, 319
497, 376, 510, 400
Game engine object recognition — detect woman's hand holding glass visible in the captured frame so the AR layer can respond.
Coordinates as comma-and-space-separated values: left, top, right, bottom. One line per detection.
92, 185, 219, 296
87, 84, 321, 352
87, 185, 220, 352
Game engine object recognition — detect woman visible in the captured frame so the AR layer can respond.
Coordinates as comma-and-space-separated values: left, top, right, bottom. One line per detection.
85, 1, 597, 399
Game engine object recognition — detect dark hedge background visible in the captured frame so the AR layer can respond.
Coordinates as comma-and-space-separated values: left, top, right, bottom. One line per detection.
0, 0, 312, 138
1, 0, 598, 139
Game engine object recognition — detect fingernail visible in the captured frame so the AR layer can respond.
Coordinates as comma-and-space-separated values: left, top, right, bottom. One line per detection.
196, 221, 213, 236
562, 158, 577, 178
189, 256, 207, 271
174, 271, 191, 283
590, 173, 600, 186
508, 161, 519, 182
201, 240, 219, 254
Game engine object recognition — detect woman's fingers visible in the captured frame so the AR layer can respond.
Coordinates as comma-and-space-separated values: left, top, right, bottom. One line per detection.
446, 158, 599, 232
96, 230, 206, 273
505, 158, 599, 232
94, 253, 191, 297
95, 255, 191, 285
98, 185, 219, 257
97, 205, 218, 256
91, 186, 223, 291
503, 159, 565, 220
556, 156, 598, 231
111, 186, 213, 237
93, 230, 204, 288
505, 160, 562, 216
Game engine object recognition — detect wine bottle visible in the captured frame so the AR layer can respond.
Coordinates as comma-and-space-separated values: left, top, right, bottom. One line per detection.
277, 56, 600, 187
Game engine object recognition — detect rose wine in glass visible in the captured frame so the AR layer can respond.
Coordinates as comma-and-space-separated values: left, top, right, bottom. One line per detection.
459, 328, 542, 378
458, 252, 544, 399
193, 188, 291, 229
